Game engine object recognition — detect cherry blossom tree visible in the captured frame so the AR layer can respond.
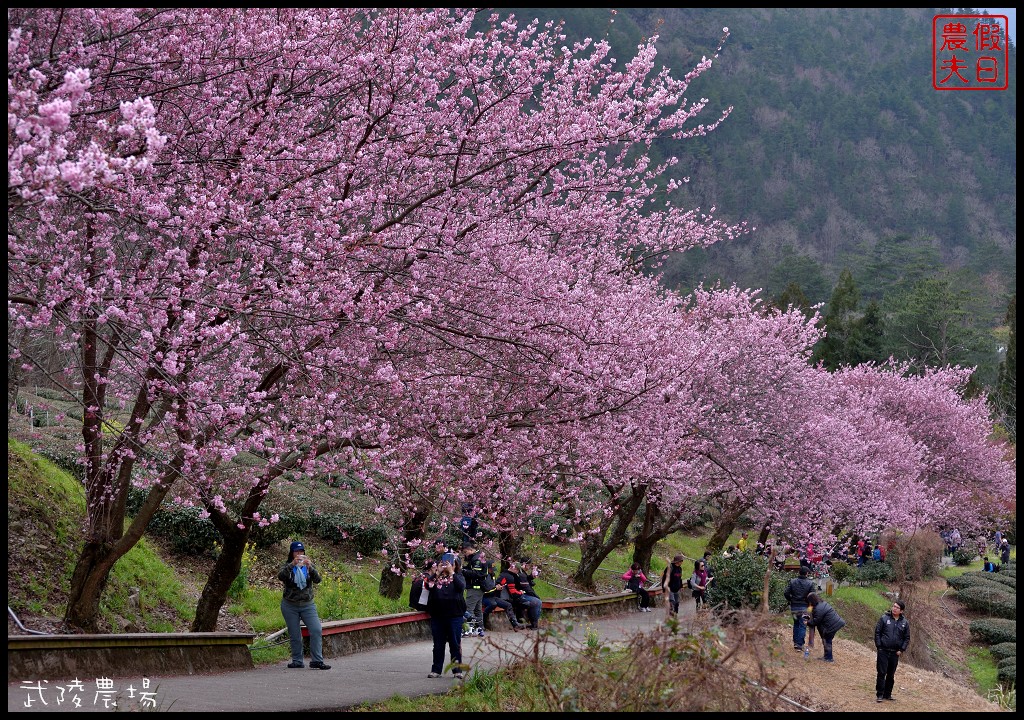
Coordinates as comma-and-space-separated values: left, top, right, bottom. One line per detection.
9, 8, 743, 630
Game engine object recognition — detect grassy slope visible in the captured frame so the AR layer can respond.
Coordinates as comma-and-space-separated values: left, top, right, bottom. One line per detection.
7, 438, 194, 632
7, 438, 1012, 704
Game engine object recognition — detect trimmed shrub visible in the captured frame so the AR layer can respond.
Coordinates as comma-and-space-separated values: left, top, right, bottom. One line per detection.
33, 387, 69, 401
249, 512, 310, 549
998, 656, 1016, 670
309, 512, 349, 544
955, 585, 1016, 620
1001, 563, 1016, 579
970, 618, 1017, 645
830, 560, 853, 585
706, 551, 788, 612
147, 505, 222, 555
948, 572, 1017, 593
855, 560, 894, 583
990, 642, 1016, 660
997, 664, 1015, 683
952, 547, 976, 566
981, 572, 1017, 590
350, 525, 388, 556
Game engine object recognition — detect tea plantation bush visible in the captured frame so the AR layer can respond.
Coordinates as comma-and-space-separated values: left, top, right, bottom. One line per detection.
708, 552, 788, 612
952, 547, 976, 566
854, 560, 894, 583
990, 642, 1016, 660
970, 618, 1017, 645
947, 572, 1016, 593
955, 585, 1016, 620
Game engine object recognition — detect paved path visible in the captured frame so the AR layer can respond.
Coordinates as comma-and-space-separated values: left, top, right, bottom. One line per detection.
9, 606, 683, 712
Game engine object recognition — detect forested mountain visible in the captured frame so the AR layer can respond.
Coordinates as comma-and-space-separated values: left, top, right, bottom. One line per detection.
507, 7, 1016, 386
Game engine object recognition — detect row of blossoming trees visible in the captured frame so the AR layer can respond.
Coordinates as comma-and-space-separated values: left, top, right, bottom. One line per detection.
8, 8, 1014, 632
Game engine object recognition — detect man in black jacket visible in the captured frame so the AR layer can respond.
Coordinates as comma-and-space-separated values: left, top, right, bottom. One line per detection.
874, 600, 910, 702
784, 566, 815, 650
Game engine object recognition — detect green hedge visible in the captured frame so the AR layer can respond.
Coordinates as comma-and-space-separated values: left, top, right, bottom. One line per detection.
249, 512, 312, 549
952, 547, 976, 566
947, 572, 1017, 593
998, 664, 1015, 683
1001, 563, 1016, 579
706, 551, 788, 612
990, 642, 1017, 660
308, 512, 388, 555
997, 656, 1016, 670
970, 618, 1017, 645
978, 572, 1017, 590
955, 585, 1016, 620
147, 505, 222, 555
855, 560, 894, 583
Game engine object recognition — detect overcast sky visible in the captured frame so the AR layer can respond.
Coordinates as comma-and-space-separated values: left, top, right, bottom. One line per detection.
982, 7, 1015, 43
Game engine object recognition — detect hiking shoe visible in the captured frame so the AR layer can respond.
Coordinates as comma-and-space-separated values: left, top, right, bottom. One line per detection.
287, 661, 304, 668
309, 661, 331, 670
427, 672, 442, 678
477, 628, 485, 637
820, 658, 834, 663
884, 697, 896, 702
453, 670, 465, 680
876, 697, 884, 703
794, 645, 803, 651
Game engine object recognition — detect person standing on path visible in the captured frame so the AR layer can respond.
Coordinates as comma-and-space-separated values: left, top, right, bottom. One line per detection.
661, 554, 685, 617
278, 541, 331, 670
425, 557, 467, 679
461, 542, 487, 636
690, 559, 711, 612
805, 592, 846, 662
784, 566, 815, 650
874, 600, 910, 702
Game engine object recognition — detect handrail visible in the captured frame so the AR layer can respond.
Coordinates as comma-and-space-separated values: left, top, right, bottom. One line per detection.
8, 606, 48, 636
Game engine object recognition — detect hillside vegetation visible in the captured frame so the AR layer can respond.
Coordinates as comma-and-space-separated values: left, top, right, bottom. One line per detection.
7, 437, 1013, 712
505, 7, 1017, 383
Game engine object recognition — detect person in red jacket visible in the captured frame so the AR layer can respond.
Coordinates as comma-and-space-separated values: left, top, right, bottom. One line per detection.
622, 562, 652, 611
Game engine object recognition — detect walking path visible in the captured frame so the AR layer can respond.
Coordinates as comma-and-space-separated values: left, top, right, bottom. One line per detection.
9, 606, 678, 712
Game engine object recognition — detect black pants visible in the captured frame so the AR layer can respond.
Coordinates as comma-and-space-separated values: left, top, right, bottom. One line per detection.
633, 587, 650, 608
876, 648, 900, 698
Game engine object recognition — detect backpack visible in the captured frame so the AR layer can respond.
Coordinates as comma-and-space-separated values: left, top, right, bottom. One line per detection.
626, 573, 642, 591
872, 547, 882, 561
408, 576, 429, 611
686, 576, 693, 590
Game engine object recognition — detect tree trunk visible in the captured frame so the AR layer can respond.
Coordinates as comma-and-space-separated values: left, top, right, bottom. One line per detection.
757, 523, 772, 550
379, 508, 428, 600
572, 489, 645, 588
761, 548, 774, 614
705, 499, 750, 553
498, 531, 524, 571
64, 541, 118, 631
64, 468, 177, 631
192, 527, 248, 631
631, 502, 660, 572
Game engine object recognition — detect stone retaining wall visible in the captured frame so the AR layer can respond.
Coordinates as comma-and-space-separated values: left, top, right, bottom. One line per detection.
7, 632, 255, 682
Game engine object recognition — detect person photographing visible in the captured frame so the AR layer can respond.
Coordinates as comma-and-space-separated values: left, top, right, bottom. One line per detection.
278, 540, 331, 670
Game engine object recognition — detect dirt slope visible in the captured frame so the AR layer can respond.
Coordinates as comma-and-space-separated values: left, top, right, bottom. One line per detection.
764, 631, 1002, 712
